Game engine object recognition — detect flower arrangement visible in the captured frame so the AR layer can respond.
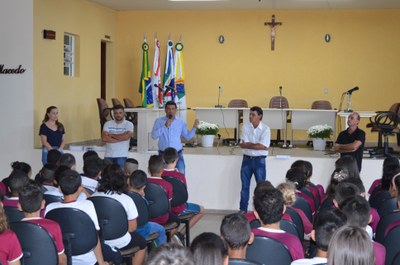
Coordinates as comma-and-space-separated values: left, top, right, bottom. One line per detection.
307, 124, 333, 139
196, 121, 219, 136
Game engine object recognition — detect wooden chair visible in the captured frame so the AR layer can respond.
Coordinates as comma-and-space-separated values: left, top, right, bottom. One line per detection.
269, 96, 290, 146
96, 98, 113, 133
111, 98, 122, 107
226, 99, 248, 144
311, 100, 332, 110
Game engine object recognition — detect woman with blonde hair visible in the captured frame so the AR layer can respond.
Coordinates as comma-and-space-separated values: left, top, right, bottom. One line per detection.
0, 202, 23, 264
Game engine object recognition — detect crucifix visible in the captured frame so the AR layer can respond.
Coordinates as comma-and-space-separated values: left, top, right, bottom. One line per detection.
264, 14, 282, 51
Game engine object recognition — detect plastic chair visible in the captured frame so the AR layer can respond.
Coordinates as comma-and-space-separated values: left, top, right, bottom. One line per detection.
126, 191, 160, 243
377, 197, 398, 217
162, 176, 197, 246
45, 208, 98, 265
248, 218, 299, 240
269, 96, 290, 146
391, 251, 400, 265
43, 194, 63, 206
87, 196, 140, 264
10, 221, 58, 265
229, 258, 262, 265
246, 236, 292, 265
384, 223, 400, 265
4, 206, 24, 223
375, 211, 400, 244
144, 183, 180, 242
293, 196, 313, 223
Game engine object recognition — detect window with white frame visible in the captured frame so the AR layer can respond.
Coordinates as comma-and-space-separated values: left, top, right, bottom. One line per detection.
64, 33, 74, 76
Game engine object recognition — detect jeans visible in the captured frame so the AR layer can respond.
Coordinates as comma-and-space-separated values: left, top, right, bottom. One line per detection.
239, 156, 267, 212
104, 157, 127, 168
159, 150, 185, 174
136, 221, 167, 246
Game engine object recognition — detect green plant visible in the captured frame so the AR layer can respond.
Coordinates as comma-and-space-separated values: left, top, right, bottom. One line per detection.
307, 124, 333, 139
196, 121, 219, 136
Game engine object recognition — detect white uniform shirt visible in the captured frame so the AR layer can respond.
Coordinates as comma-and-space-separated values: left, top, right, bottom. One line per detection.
241, 121, 271, 157
103, 119, 133, 158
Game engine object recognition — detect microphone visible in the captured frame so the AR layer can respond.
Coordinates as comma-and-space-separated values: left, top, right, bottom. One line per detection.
345, 86, 359, 94
168, 114, 173, 119
279, 86, 282, 96
163, 85, 174, 96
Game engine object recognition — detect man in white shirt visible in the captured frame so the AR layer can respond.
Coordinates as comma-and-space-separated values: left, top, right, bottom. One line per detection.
102, 105, 133, 168
239, 106, 270, 213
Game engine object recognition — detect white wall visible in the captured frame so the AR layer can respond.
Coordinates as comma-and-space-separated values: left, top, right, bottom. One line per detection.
0, 0, 37, 178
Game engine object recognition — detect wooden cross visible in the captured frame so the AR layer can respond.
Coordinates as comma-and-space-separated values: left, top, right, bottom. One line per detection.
264, 14, 282, 51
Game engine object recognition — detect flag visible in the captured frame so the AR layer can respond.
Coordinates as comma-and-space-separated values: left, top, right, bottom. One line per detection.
152, 38, 162, 108
174, 41, 187, 122
139, 39, 153, 108
162, 39, 175, 104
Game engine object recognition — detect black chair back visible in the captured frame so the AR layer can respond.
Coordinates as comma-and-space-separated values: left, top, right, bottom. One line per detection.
375, 211, 400, 244
384, 224, 400, 265
43, 194, 63, 206
4, 206, 24, 223
391, 250, 400, 265
88, 196, 128, 241
229, 258, 262, 265
378, 197, 398, 217
45, 208, 98, 265
127, 191, 149, 227
285, 207, 304, 239
280, 219, 300, 239
162, 176, 188, 207
144, 183, 170, 219
293, 197, 312, 223
246, 236, 292, 265
369, 189, 391, 210
10, 222, 58, 265
301, 187, 320, 210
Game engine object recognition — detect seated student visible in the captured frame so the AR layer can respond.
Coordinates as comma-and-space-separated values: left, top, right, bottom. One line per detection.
124, 158, 139, 176
83, 150, 99, 162
35, 164, 57, 192
0, 201, 23, 265
127, 169, 167, 246
45, 169, 109, 265
146, 155, 181, 227
286, 168, 315, 214
291, 160, 323, 206
277, 182, 313, 236
2, 161, 32, 197
344, 177, 380, 233
44, 166, 87, 201
368, 156, 400, 195
146, 243, 195, 265
162, 148, 205, 231
320, 168, 350, 212
47, 149, 62, 166
291, 208, 347, 265
252, 187, 304, 261
81, 156, 104, 193
244, 181, 277, 225
220, 213, 254, 261
340, 196, 385, 265
383, 173, 400, 237
58, 153, 76, 170
334, 155, 360, 179
2, 170, 30, 208
18, 182, 67, 265
327, 225, 375, 265
190, 232, 229, 265
92, 164, 147, 265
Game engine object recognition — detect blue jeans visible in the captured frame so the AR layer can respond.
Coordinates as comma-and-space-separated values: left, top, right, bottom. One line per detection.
41, 146, 62, 165
159, 150, 185, 174
239, 155, 267, 212
104, 157, 127, 168
136, 221, 166, 246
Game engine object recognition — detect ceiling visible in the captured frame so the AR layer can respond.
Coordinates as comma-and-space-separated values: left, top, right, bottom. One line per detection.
89, 0, 400, 11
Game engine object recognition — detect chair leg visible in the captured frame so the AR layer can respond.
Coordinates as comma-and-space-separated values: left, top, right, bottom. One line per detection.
397, 132, 400, 146
378, 131, 383, 148
184, 220, 190, 247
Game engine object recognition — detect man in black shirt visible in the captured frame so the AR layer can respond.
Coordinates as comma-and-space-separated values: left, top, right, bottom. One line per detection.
334, 112, 365, 171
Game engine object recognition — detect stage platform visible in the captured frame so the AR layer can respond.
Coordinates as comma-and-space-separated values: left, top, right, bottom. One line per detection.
60, 140, 395, 211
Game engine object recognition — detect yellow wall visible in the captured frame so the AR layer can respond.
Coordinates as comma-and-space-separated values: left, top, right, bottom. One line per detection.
116, 9, 400, 141
33, 0, 117, 147
34, 5, 400, 145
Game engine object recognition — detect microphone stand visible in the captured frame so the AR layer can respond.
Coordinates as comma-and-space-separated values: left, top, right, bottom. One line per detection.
345, 93, 353, 113
215, 86, 223, 108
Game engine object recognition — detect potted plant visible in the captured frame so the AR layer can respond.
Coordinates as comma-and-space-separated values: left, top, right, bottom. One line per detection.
307, 124, 333, 151
196, 121, 219, 147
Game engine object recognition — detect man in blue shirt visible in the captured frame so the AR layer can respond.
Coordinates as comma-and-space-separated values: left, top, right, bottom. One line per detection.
151, 101, 199, 174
